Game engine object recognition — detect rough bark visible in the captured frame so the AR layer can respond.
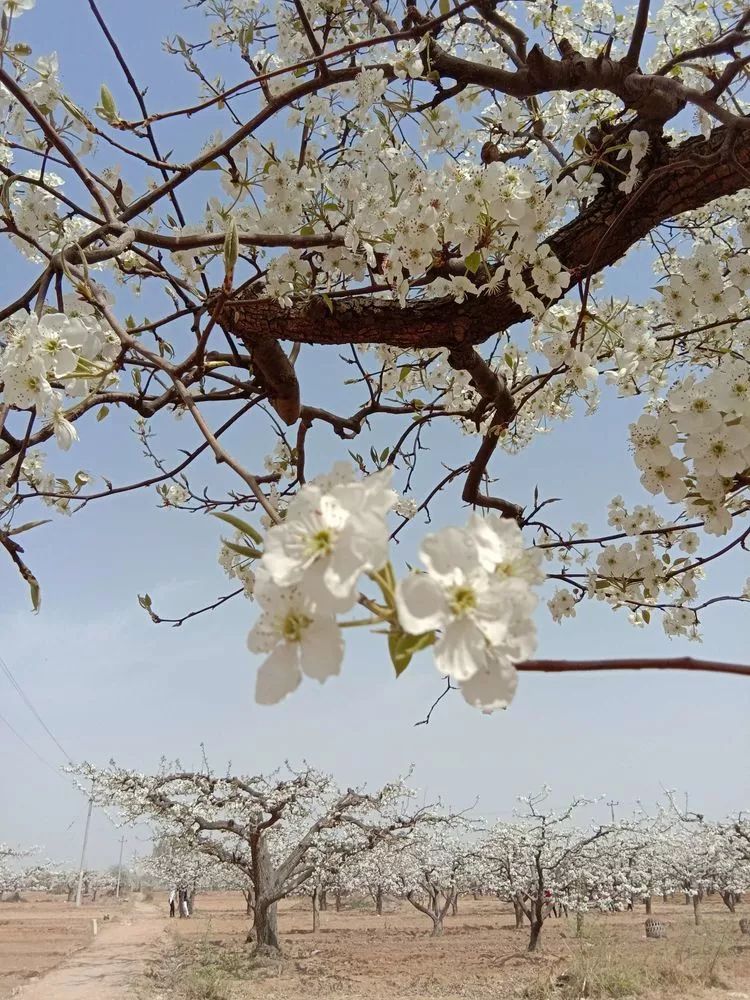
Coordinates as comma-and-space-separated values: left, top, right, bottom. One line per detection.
254, 900, 280, 954
645, 896, 652, 915
513, 897, 524, 929
451, 894, 459, 917
528, 918, 543, 952
221, 125, 750, 352
722, 890, 736, 913
375, 886, 383, 916
251, 833, 281, 955
693, 893, 702, 927
312, 888, 320, 934
576, 911, 585, 937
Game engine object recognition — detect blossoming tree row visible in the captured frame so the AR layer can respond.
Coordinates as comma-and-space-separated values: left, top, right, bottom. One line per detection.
73, 761, 750, 953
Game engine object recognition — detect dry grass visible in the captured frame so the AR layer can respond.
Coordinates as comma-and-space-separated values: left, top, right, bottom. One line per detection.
135, 893, 750, 1000
526, 919, 738, 999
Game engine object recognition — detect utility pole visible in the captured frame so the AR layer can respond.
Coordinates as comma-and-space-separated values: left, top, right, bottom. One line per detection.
115, 835, 125, 899
607, 800, 619, 824
75, 788, 94, 907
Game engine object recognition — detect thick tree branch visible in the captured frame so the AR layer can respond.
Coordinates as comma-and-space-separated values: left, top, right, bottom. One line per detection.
222, 124, 750, 351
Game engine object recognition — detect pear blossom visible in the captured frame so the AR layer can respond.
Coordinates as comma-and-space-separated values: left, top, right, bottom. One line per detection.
248, 571, 343, 704
262, 464, 395, 612
395, 519, 537, 709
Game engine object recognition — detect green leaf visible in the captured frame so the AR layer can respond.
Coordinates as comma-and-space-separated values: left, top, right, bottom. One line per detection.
199, 161, 222, 171
99, 84, 117, 120
29, 576, 41, 613
96, 405, 109, 422
138, 593, 152, 610
6, 519, 51, 537
464, 250, 481, 274
222, 539, 263, 559
223, 216, 239, 276
322, 293, 334, 315
211, 511, 264, 545
388, 627, 435, 676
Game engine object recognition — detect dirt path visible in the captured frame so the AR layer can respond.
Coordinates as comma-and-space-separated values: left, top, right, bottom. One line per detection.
15, 901, 167, 1000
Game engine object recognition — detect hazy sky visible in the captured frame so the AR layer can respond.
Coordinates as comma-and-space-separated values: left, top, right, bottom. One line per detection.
0, 1, 748, 871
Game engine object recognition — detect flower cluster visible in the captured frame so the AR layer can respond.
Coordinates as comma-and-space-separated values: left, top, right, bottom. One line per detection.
248, 463, 395, 703
0, 306, 118, 451
630, 360, 750, 534
396, 515, 541, 712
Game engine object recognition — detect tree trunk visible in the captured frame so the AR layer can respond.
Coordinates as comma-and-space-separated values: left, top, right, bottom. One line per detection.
67, 886, 74, 903
684, 893, 690, 905
254, 901, 280, 954
662, 892, 668, 903
451, 894, 458, 917
251, 833, 281, 955
576, 912, 585, 937
722, 891, 736, 914
375, 886, 383, 916
319, 890, 327, 911
645, 896, 652, 915
513, 898, 524, 929
528, 918, 543, 952
335, 890, 342, 912
243, 889, 254, 916
692, 894, 702, 927
312, 889, 320, 934
430, 913, 444, 936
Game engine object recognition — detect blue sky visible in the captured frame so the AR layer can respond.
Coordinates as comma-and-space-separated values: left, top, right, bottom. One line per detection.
0, 1, 747, 869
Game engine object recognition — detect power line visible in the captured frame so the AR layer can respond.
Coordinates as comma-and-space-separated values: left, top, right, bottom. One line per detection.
0, 707, 61, 775
0, 652, 73, 763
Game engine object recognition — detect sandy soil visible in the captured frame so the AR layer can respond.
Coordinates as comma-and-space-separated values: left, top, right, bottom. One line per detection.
2, 892, 750, 1000
0, 893, 166, 1000
165, 893, 750, 1000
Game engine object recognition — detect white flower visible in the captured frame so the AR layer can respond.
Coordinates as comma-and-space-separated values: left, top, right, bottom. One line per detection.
163, 483, 189, 506
50, 408, 78, 451
548, 588, 577, 622
531, 246, 569, 300
395, 520, 537, 694
392, 41, 423, 80
248, 571, 343, 704
459, 650, 518, 713
2, 0, 35, 15
262, 464, 395, 612
1, 356, 58, 413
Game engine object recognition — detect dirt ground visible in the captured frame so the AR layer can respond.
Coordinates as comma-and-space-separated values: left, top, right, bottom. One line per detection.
0, 892, 132, 998
162, 892, 750, 999
2, 892, 750, 1000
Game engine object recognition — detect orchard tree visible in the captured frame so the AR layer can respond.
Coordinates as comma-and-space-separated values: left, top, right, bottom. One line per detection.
74, 760, 429, 954
391, 821, 473, 935
482, 790, 612, 951
0, 843, 33, 900
141, 834, 248, 912
1, 0, 750, 714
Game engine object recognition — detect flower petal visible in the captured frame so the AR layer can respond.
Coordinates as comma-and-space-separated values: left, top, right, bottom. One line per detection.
299, 615, 344, 682
396, 573, 447, 635
460, 653, 518, 713
433, 616, 487, 682
254, 644, 302, 704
